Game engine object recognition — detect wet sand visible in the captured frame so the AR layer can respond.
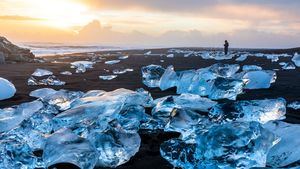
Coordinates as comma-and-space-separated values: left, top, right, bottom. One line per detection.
0, 48, 300, 169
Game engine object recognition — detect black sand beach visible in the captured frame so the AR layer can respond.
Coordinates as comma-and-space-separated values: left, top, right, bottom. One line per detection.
0, 48, 300, 169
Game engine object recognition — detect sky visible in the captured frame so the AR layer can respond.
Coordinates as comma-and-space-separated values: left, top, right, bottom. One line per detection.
0, 0, 300, 48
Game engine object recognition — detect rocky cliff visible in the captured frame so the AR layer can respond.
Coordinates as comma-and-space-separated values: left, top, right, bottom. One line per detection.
0, 36, 35, 63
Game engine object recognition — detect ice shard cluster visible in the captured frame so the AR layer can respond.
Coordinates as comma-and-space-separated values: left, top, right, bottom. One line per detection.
142, 63, 277, 100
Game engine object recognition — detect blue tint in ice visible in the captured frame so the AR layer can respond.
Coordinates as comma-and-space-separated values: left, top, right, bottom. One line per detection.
209, 98, 286, 124
292, 53, 300, 67
27, 75, 66, 86
264, 121, 300, 167
235, 54, 248, 61
99, 75, 118, 80
159, 65, 178, 90
105, 60, 121, 65
88, 125, 141, 167
141, 64, 165, 87
241, 70, 276, 89
43, 128, 98, 169
209, 77, 245, 100
0, 100, 43, 133
160, 139, 197, 169
195, 122, 277, 169
242, 65, 262, 71
176, 70, 197, 94
287, 101, 300, 110
32, 68, 53, 77
71, 61, 95, 73
281, 62, 296, 70
0, 77, 16, 100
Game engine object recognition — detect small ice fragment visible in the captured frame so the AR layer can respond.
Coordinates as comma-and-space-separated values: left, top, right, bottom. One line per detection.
209, 98, 286, 124
43, 128, 98, 169
27, 75, 66, 86
0, 77, 16, 100
242, 65, 262, 71
32, 68, 53, 77
292, 53, 300, 67
160, 59, 165, 62
166, 54, 174, 58
105, 60, 120, 65
60, 71, 72, 75
141, 65, 165, 87
281, 62, 296, 70
112, 68, 133, 75
99, 75, 117, 80
235, 54, 248, 61
144, 51, 152, 55
71, 61, 95, 73
264, 121, 300, 167
29, 88, 57, 99
287, 101, 300, 110
118, 55, 129, 59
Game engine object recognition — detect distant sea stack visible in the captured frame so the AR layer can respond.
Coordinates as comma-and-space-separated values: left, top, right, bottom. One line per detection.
0, 36, 35, 63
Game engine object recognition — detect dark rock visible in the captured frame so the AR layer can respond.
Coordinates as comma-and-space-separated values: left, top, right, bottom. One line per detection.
0, 52, 5, 64
0, 36, 35, 62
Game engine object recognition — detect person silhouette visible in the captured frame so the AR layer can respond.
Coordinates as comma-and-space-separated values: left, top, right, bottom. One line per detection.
224, 40, 229, 55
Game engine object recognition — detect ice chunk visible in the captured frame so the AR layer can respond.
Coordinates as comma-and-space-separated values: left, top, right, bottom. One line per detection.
99, 75, 118, 80
176, 70, 197, 94
242, 70, 276, 89
173, 94, 217, 112
113, 68, 133, 75
235, 54, 248, 61
71, 61, 95, 73
195, 122, 277, 168
43, 128, 98, 169
30, 88, 83, 111
141, 64, 165, 87
281, 62, 296, 70
264, 121, 300, 167
159, 65, 178, 90
118, 55, 129, 59
32, 68, 53, 77
209, 98, 286, 124
208, 63, 240, 78
144, 51, 152, 55
242, 65, 262, 71
287, 101, 300, 110
29, 88, 57, 99
0, 77, 16, 100
60, 71, 72, 75
292, 53, 300, 67
27, 75, 66, 86
166, 54, 174, 58
105, 60, 120, 65
82, 90, 106, 97
88, 126, 141, 167
160, 139, 197, 169
0, 100, 44, 133
209, 77, 245, 100
0, 136, 37, 169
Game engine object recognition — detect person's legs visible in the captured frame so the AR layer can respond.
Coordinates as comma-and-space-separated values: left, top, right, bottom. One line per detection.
224, 48, 228, 55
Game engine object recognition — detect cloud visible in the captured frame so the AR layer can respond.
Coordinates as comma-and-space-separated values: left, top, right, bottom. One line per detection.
0, 15, 44, 21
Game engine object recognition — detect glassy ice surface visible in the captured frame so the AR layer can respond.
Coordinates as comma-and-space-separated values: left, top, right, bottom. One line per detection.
43, 128, 98, 169
71, 61, 95, 73
32, 68, 53, 77
0, 136, 37, 169
160, 139, 197, 169
159, 65, 178, 90
176, 70, 197, 94
118, 55, 128, 59
208, 63, 240, 78
195, 122, 277, 169
209, 98, 286, 124
242, 65, 262, 71
113, 68, 133, 75
264, 121, 300, 167
241, 70, 276, 89
0, 100, 43, 133
209, 77, 245, 100
105, 60, 121, 65
0, 77, 16, 100
88, 126, 141, 167
292, 53, 300, 67
287, 101, 300, 110
141, 64, 165, 87
27, 75, 66, 86
99, 75, 118, 80
166, 54, 174, 58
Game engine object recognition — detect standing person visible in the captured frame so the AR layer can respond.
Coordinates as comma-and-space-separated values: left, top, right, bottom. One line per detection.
224, 40, 229, 55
